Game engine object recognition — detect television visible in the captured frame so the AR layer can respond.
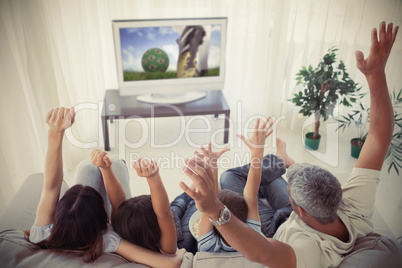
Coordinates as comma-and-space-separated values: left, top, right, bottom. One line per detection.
112, 17, 228, 104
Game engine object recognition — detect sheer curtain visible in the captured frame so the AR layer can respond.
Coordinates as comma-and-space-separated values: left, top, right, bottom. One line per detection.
1, 0, 401, 212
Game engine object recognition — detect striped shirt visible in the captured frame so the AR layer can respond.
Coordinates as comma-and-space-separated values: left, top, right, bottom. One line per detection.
197, 219, 264, 252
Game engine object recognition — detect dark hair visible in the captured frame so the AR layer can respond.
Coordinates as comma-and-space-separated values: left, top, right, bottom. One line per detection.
219, 189, 248, 222
112, 195, 161, 252
214, 189, 248, 241
26, 185, 108, 262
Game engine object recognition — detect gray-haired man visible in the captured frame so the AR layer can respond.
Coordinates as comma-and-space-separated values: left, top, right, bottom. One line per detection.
180, 21, 399, 267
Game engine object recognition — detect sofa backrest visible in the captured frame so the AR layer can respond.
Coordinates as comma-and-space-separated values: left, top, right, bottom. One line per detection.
1, 228, 400, 268
337, 232, 402, 267
0, 229, 195, 268
0, 173, 69, 232
188, 235, 402, 268
0, 229, 145, 268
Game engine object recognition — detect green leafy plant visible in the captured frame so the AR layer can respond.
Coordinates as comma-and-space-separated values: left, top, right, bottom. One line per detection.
335, 94, 369, 148
290, 47, 361, 140
386, 89, 402, 175
336, 88, 402, 175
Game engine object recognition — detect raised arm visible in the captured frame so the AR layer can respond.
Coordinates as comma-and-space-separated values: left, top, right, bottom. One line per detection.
90, 149, 126, 217
355, 22, 399, 170
194, 143, 230, 237
134, 158, 177, 255
238, 117, 274, 221
116, 240, 186, 268
180, 158, 296, 268
35, 107, 75, 226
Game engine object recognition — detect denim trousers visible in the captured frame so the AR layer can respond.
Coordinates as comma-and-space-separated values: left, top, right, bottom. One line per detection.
170, 192, 198, 253
220, 154, 293, 237
170, 154, 294, 253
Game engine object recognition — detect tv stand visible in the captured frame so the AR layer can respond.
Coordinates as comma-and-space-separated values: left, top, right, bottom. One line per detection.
101, 90, 230, 151
137, 91, 207, 104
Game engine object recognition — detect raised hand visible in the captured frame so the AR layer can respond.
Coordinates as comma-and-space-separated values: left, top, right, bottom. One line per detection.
179, 158, 220, 216
355, 21, 398, 79
37, 107, 76, 226
237, 117, 275, 152
355, 22, 398, 171
194, 142, 230, 167
91, 149, 112, 169
134, 158, 159, 178
46, 107, 75, 134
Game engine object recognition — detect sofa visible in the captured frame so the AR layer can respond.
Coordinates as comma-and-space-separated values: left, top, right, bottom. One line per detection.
0, 173, 401, 267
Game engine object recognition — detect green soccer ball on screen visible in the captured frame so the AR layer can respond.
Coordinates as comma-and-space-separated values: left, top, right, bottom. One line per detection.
141, 48, 169, 72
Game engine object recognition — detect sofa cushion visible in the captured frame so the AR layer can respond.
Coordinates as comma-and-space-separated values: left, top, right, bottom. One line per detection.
0, 173, 69, 232
192, 251, 266, 267
338, 232, 402, 267
191, 233, 401, 268
0, 229, 148, 268
0, 228, 194, 268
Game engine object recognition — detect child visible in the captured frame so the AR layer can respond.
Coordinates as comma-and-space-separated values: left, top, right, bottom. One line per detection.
219, 137, 295, 238
91, 150, 177, 256
195, 117, 275, 252
169, 145, 230, 254
27, 107, 185, 267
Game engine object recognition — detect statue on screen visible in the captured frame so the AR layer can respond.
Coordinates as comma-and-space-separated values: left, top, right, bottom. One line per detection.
176, 25, 211, 78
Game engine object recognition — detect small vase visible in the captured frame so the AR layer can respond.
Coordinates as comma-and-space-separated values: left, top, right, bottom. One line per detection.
305, 132, 321, 150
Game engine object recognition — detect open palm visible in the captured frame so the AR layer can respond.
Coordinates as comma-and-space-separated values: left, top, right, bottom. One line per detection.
237, 117, 275, 151
355, 22, 398, 77
194, 142, 230, 166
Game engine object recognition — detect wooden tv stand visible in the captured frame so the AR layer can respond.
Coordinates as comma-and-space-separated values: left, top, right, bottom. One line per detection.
101, 90, 230, 151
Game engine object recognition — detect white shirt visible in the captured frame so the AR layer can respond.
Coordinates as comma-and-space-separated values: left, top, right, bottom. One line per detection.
274, 168, 381, 268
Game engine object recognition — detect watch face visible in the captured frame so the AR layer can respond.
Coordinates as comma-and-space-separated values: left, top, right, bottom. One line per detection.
210, 206, 231, 226
223, 211, 231, 221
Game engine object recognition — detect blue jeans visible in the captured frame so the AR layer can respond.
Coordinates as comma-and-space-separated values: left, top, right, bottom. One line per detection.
74, 156, 131, 217
170, 192, 198, 253
220, 154, 292, 237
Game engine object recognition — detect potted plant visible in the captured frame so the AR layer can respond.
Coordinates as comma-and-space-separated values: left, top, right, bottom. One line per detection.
290, 48, 361, 150
385, 89, 402, 175
336, 98, 369, 158
336, 88, 402, 165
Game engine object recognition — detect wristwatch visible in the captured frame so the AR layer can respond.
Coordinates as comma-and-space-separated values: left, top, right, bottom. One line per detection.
209, 205, 231, 226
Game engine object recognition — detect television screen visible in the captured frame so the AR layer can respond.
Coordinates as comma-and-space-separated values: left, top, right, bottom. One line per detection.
120, 24, 222, 81
112, 18, 227, 100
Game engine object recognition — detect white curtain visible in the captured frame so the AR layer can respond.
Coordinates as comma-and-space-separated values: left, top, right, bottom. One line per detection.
1, 0, 401, 212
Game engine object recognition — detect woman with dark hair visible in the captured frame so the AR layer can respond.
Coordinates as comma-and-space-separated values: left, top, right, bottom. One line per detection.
26, 107, 185, 267
29, 184, 108, 262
